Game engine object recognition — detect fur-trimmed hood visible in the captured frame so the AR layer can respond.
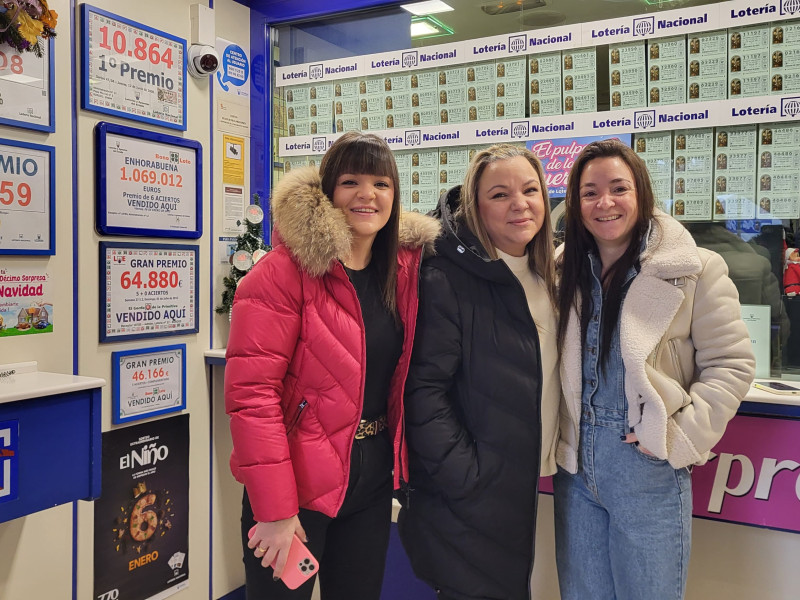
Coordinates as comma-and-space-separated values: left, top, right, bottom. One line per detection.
270, 167, 440, 277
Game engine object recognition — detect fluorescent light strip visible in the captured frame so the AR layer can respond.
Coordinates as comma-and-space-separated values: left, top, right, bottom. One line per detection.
401, 0, 454, 16
411, 21, 441, 36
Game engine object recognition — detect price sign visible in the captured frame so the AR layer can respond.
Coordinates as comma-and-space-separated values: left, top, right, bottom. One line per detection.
0, 39, 54, 132
96, 123, 202, 238
112, 344, 186, 423
82, 4, 186, 130
0, 139, 55, 255
100, 242, 198, 342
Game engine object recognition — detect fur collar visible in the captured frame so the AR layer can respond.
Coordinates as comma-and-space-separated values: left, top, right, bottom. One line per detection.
640, 210, 702, 279
554, 210, 702, 279
270, 167, 440, 277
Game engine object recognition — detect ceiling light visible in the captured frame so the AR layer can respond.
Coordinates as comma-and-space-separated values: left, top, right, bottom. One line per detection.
401, 1, 454, 16
482, 0, 545, 15
410, 15, 454, 39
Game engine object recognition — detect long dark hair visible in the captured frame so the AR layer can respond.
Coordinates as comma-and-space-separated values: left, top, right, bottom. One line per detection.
458, 144, 558, 306
556, 139, 655, 365
319, 131, 401, 315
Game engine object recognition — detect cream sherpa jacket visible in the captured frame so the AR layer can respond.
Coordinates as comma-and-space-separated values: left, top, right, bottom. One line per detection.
557, 212, 755, 471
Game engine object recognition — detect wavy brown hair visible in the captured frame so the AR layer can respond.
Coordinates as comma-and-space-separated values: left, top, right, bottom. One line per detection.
319, 131, 401, 316
457, 143, 557, 306
556, 139, 655, 365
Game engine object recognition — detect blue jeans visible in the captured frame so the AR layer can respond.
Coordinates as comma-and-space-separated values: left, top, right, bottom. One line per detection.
553, 403, 692, 600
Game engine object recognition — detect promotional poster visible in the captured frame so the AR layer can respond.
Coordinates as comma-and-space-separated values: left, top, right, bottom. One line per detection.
0, 266, 53, 337
82, 5, 186, 130
94, 414, 189, 600
527, 133, 632, 197
100, 242, 198, 342
0, 139, 54, 254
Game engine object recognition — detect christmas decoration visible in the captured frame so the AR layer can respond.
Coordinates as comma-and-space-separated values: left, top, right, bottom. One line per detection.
216, 194, 271, 316
0, 1, 58, 57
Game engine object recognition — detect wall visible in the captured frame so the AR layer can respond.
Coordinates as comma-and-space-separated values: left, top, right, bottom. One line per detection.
0, 1, 250, 599
0, 1, 81, 598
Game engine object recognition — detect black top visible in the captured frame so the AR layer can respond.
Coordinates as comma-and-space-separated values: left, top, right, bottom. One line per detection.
398, 186, 543, 600
345, 260, 404, 420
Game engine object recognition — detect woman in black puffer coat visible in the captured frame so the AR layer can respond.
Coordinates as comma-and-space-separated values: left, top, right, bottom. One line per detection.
398, 144, 560, 600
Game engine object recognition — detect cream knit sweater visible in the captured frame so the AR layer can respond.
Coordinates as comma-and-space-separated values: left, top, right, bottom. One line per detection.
497, 249, 560, 477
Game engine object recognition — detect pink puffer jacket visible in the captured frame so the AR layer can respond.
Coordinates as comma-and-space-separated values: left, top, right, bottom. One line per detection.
225, 167, 439, 522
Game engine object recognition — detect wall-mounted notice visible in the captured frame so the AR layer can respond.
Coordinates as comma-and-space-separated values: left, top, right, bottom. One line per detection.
100, 242, 198, 342
96, 122, 202, 239
740, 304, 771, 378
112, 344, 186, 424
0, 266, 53, 337
215, 38, 251, 135
215, 38, 250, 99
94, 415, 189, 600
0, 39, 54, 132
82, 4, 186, 130
0, 139, 55, 255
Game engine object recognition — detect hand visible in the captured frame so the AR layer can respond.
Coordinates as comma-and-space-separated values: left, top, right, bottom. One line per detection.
622, 432, 655, 456
247, 515, 308, 578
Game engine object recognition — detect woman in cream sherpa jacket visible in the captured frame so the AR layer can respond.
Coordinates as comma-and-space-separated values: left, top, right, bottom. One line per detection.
553, 139, 754, 600
556, 210, 755, 471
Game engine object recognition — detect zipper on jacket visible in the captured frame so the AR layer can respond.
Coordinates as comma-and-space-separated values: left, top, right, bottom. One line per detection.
399, 250, 424, 506
287, 399, 308, 435
504, 267, 543, 600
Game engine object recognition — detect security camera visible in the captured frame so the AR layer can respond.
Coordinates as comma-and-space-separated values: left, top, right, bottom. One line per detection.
188, 44, 219, 78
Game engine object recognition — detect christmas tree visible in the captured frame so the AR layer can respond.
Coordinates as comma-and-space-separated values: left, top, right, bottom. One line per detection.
216, 194, 272, 315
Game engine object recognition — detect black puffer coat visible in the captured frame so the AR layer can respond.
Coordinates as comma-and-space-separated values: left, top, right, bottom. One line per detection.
398, 187, 543, 600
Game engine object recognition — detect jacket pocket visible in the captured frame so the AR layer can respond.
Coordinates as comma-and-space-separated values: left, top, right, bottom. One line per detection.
667, 338, 686, 389
286, 399, 308, 435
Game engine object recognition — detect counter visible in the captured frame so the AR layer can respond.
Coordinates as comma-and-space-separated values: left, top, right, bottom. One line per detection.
0, 362, 105, 523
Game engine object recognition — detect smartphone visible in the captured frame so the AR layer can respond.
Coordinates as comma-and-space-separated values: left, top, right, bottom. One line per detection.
248, 525, 319, 589
753, 380, 800, 395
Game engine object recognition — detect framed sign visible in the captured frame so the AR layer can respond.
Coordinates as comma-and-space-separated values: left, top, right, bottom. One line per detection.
81, 4, 187, 130
111, 344, 186, 424
0, 38, 54, 132
0, 139, 55, 255
100, 242, 198, 342
96, 122, 202, 238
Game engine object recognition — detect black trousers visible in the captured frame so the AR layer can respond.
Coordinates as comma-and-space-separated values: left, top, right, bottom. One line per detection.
241, 431, 393, 600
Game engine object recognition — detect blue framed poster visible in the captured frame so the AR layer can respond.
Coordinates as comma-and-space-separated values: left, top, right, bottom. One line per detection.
95, 122, 202, 239
81, 4, 187, 130
111, 344, 186, 424
100, 242, 198, 342
0, 38, 55, 132
0, 138, 55, 255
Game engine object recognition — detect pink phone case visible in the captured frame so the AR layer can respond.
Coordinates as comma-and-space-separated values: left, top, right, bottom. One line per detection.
248, 525, 319, 589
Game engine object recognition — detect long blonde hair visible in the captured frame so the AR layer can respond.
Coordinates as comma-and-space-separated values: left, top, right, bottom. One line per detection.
457, 143, 557, 305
